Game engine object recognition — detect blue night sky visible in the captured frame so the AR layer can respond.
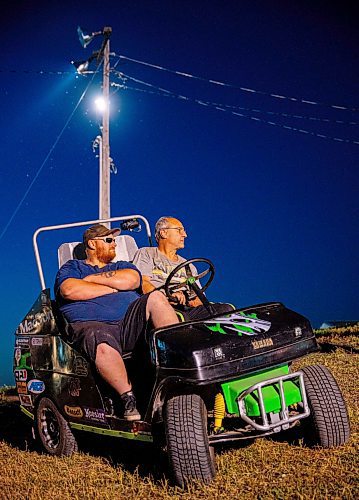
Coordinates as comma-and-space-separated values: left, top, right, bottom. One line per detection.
1, 1, 358, 385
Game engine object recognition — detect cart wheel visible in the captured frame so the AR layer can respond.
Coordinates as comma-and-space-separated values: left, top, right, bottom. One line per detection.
36, 397, 78, 456
301, 364, 350, 447
165, 394, 216, 487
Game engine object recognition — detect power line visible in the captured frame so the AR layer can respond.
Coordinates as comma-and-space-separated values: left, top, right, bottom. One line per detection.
114, 80, 358, 127
112, 72, 359, 146
2, 57, 358, 114
1, 54, 357, 240
113, 53, 358, 112
0, 69, 72, 75
3, 63, 357, 117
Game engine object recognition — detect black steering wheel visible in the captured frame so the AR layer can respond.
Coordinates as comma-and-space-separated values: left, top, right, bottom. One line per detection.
164, 258, 215, 305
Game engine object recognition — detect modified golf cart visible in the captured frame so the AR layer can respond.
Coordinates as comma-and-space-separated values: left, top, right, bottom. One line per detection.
14, 214, 350, 487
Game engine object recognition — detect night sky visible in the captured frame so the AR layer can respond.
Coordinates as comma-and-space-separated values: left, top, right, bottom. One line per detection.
1, 1, 358, 384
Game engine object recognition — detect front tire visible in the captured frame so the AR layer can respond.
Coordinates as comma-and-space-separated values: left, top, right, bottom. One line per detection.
36, 397, 78, 456
164, 394, 216, 487
301, 365, 350, 447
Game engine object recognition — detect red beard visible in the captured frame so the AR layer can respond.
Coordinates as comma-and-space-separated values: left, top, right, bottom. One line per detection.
97, 245, 116, 264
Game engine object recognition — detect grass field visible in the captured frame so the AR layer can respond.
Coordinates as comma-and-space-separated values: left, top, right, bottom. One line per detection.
1, 326, 358, 499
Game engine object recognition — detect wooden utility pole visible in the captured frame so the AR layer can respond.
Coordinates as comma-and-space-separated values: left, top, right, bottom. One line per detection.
100, 27, 112, 226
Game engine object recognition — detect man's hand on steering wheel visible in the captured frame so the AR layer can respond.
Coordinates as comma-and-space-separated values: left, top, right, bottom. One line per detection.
188, 296, 202, 307
164, 258, 215, 308
169, 290, 188, 306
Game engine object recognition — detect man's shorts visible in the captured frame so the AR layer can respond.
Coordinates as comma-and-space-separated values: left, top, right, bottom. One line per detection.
68, 294, 150, 362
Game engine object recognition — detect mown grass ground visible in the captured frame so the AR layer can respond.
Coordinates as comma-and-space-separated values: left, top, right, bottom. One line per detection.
1, 326, 358, 499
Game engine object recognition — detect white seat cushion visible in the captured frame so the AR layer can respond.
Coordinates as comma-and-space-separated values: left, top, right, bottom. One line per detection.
58, 235, 138, 268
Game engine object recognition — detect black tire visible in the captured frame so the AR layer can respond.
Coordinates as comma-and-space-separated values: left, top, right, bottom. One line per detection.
301, 364, 350, 447
164, 394, 216, 487
36, 397, 78, 456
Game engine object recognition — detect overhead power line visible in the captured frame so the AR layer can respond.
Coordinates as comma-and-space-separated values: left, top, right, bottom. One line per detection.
3, 62, 357, 115
0, 69, 72, 75
113, 80, 358, 127
113, 53, 359, 112
3, 65, 356, 126
112, 72, 359, 146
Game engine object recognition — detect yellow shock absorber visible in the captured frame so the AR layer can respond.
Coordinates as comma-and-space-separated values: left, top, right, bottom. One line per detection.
213, 392, 226, 432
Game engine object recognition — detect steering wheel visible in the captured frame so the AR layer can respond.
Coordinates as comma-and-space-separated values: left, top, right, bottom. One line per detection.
164, 258, 215, 304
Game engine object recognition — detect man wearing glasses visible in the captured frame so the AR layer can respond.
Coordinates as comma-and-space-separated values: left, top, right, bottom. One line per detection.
55, 223, 179, 422
133, 216, 233, 320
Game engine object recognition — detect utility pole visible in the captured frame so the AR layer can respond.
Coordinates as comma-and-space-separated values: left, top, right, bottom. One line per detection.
74, 26, 113, 226
100, 27, 112, 227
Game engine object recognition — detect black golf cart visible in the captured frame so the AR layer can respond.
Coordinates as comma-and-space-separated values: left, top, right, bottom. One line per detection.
13, 214, 350, 487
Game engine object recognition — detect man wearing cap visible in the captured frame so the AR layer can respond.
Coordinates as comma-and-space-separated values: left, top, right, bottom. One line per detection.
55, 223, 179, 421
133, 216, 234, 320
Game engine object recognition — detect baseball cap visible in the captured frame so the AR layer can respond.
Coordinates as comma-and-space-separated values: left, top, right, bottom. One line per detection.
83, 224, 121, 246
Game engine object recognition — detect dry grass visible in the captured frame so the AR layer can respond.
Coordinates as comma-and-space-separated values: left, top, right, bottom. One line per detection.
1, 327, 358, 499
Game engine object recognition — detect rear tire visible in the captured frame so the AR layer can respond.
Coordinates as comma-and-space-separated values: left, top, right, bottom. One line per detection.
164, 394, 216, 487
36, 397, 78, 456
301, 364, 350, 447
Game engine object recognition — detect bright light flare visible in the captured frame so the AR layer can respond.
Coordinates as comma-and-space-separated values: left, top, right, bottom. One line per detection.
94, 96, 109, 113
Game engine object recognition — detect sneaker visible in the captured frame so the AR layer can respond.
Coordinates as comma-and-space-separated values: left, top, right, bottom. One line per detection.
120, 390, 141, 421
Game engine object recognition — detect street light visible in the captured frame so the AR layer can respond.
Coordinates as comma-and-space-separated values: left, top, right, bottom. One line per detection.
71, 52, 99, 75
71, 59, 89, 75
94, 96, 109, 113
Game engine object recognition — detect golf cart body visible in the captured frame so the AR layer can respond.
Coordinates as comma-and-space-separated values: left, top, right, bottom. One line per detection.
13, 214, 350, 486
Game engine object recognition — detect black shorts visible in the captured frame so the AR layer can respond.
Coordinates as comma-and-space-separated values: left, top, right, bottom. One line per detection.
68, 294, 150, 362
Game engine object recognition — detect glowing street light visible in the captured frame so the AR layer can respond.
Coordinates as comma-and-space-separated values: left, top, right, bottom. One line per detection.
94, 96, 109, 113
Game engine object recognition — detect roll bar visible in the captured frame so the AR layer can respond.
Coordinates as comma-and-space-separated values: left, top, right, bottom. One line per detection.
32, 214, 152, 290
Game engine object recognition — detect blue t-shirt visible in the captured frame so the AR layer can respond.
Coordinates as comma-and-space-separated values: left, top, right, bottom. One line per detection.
54, 260, 142, 323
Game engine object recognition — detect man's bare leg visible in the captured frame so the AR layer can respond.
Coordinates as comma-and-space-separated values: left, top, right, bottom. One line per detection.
146, 290, 179, 327
95, 343, 140, 421
95, 343, 131, 394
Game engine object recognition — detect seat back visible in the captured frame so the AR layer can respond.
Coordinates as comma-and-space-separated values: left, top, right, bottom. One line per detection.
58, 235, 139, 268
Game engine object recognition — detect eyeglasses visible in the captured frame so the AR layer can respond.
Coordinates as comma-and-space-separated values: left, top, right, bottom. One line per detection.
93, 237, 116, 244
163, 227, 187, 235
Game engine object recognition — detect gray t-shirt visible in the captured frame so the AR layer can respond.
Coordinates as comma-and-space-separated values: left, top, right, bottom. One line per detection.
132, 247, 197, 289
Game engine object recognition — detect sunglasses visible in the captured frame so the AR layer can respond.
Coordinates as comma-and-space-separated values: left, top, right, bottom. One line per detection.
93, 237, 116, 244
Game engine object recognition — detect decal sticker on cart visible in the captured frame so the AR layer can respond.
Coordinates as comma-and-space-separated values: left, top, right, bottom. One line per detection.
83, 407, 107, 423
31, 337, 43, 346
14, 369, 28, 381
213, 347, 225, 360
204, 312, 271, 336
14, 348, 22, 366
19, 394, 33, 406
64, 405, 83, 418
16, 337, 30, 347
16, 309, 55, 335
295, 327, 303, 337
27, 380, 45, 394
74, 357, 88, 377
68, 378, 81, 397
18, 352, 32, 370
16, 381, 28, 394
252, 338, 274, 349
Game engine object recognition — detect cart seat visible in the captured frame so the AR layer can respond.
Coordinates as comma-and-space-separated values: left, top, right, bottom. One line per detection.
58, 235, 138, 268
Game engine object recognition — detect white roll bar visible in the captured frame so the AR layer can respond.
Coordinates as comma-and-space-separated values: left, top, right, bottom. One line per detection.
33, 215, 152, 290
